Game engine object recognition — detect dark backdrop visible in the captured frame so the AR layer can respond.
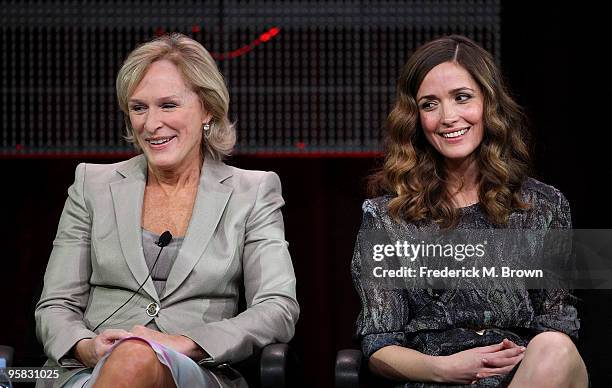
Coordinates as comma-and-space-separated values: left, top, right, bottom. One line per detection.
1, 2, 609, 387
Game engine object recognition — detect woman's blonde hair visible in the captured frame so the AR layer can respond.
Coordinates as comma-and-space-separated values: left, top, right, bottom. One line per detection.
369, 35, 532, 228
116, 33, 235, 160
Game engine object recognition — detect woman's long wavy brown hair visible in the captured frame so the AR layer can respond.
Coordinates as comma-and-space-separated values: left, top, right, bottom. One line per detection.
369, 35, 532, 228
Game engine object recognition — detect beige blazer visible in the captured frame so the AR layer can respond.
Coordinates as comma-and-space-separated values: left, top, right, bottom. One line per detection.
35, 154, 299, 386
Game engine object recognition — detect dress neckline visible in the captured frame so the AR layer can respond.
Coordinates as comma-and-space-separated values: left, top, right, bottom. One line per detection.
458, 202, 480, 212
141, 227, 185, 240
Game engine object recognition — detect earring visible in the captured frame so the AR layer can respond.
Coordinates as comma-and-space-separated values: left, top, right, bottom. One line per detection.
202, 122, 211, 138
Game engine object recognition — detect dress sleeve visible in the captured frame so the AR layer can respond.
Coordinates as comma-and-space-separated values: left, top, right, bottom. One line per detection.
352, 200, 410, 358
529, 189, 580, 340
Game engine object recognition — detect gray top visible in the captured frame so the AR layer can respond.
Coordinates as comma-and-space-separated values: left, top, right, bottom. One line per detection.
142, 229, 184, 297
352, 177, 579, 388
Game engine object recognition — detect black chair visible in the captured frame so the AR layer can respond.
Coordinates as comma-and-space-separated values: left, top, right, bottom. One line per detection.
335, 349, 362, 388
234, 342, 299, 388
0, 345, 13, 367
232, 282, 300, 388
335, 348, 395, 388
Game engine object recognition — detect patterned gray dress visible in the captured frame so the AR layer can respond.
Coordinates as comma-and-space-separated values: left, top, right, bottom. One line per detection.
351, 177, 580, 388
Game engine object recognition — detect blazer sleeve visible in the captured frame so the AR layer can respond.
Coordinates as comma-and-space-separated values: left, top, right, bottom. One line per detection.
35, 163, 96, 365
186, 171, 300, 365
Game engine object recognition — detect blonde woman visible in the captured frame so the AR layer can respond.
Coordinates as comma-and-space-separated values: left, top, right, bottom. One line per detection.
36, 33, 299, 388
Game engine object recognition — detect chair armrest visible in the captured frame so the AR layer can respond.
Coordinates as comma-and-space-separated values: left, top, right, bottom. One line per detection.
335, 349, 363, 388
261, 343, 289, 388
0, 345, 14, 367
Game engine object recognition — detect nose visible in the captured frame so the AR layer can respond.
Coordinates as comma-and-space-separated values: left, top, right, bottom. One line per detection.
440, 102, 458, 126
143, 108, 163, 133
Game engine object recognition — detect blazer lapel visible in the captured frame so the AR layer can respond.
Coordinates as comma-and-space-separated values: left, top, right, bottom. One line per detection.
110, 154, 159, 302
163, 157, 234, 298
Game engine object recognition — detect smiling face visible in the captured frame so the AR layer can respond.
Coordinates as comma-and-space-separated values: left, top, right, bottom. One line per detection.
416, 61, 484, 163
128, 59, 211, 171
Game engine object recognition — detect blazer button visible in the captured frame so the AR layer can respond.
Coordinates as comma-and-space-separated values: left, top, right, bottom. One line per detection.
146, 302, 160, 317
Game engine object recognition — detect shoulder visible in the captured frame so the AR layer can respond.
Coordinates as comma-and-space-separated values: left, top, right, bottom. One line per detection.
359, 195, 396, 229
76, 154, 146, 184
227, 165, 280, 185
221, 165, 285, 219
519, 177, 571, 228
521, 177, 570, 210
362, 195, 392, 215
223, 164, 282, 194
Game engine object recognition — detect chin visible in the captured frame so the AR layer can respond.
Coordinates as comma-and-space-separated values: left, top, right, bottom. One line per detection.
440, 148, 478, 161
144, 153, 178, 169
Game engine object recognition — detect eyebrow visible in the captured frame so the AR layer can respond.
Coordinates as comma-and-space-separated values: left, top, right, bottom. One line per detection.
417, 87, 475, 102
128, 95, 182, 104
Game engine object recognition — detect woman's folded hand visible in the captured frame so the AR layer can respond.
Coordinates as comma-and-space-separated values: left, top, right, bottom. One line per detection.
129, 325, 206, 360
75, 329, 133, 367
439, 338, 525, 384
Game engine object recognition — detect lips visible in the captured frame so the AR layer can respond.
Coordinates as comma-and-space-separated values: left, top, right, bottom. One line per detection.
438, 127, 470, 139
146, 136, 176, 146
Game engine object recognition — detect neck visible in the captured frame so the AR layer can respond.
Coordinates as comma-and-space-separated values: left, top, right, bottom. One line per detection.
444, 156, 480, 205
147, 155, 203, 192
